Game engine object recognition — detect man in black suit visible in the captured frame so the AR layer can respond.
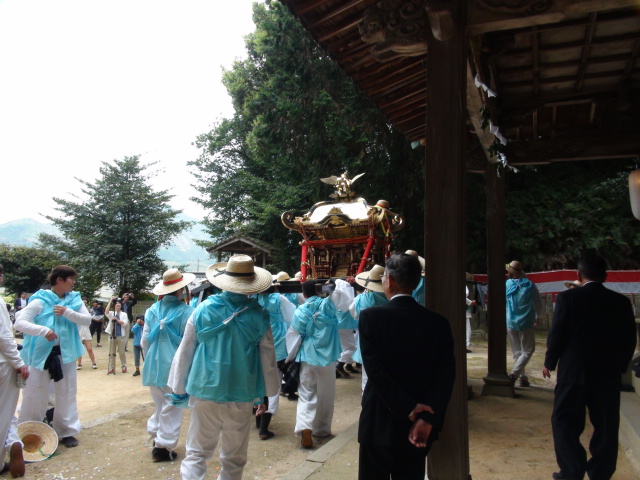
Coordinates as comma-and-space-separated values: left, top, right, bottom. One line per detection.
358, 253, 455, 480
543, 254, 636, 480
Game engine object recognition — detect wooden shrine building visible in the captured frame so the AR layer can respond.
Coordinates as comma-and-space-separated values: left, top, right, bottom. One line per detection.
281, 1, 640, 478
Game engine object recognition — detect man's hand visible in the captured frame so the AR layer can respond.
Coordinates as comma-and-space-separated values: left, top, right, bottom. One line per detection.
44, 330, 57, 342
408, 419, 432, 448
542, 366, 551, 378
255, 403, 267, 416
408, 403, 434, 423
17, 365, 29, 380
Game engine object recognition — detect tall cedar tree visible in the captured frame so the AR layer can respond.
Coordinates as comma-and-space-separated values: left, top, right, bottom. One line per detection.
38, 156, 190, 296
190, 1, 425, 273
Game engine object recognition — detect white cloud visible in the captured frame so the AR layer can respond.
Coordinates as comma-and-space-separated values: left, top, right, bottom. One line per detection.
0, 0, 258, 223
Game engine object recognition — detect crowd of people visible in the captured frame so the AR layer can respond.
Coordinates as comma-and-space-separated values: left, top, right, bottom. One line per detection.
0, 252, 636, 480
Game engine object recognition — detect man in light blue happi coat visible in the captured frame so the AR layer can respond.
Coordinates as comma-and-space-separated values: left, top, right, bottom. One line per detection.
350, 265, 389, 392
406, 250, 426, 306
257, 279, 296, 440
292, 279, 352, 449
141, 268, 195, 462
168, 255, 279, 480
506, 260, 543, 387
15, 265, 91, 449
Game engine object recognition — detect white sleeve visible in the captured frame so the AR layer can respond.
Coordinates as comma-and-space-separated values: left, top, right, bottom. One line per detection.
141, 320, 151, 357
14, 300, 50, 337
167, 313, 197, 395
62, 302, 91, 326
259, 326, 280, 397
329, 279, 354, 312
279, 295, 296, 324
0, 299, 24, 369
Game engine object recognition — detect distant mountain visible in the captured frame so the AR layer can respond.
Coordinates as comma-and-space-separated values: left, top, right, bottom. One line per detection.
0, 216, 212, 272
0, 218, 58, 246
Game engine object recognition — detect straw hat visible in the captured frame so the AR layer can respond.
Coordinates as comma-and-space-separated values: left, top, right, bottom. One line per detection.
206, 254, 273, 294
272, 271, 290, 283
355, 264, 386, 292
17, 421, 58, 462
375, 199, 390, 209
564, 280, 581, 289
405, 250, 426, 275
294, 271, 302, 280
506, 260, 526, 277
152, 268, 196, 295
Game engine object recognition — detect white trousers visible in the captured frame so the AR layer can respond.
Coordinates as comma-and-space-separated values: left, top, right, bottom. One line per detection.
181, 399, 253, 480
338, 329, 357, 364
0, 363, 21, 461
508, 328, 536, 380
18, 360, 81, 438
294, 363, 335, 437
266, 369, 283, 415
466, 314, 472, 347
147, 386, 183, 450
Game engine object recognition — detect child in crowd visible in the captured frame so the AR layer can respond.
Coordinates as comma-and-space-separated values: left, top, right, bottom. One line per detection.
131, 314, 144, 376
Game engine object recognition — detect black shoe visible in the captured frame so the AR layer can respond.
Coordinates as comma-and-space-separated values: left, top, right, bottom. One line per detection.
152, 447, 177, 462
62, 436, 79, 448
336, 362, 350, 378
259, 413, 274, 440
466, 349, 472, 353
552, 472, 568, 479
344, 363, 360, 374
132, 370, 140, 377
287, 393, 299, 401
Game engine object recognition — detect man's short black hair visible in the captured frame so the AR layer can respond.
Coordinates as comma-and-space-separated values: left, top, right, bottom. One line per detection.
385, 253, 421, 291
302, 280, 317, 298
578, 254, 607, 283
135, 314, 144, 321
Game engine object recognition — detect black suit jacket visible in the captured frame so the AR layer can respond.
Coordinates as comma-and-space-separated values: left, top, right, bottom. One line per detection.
358, 295, 455, 448
544, 282, 636, 387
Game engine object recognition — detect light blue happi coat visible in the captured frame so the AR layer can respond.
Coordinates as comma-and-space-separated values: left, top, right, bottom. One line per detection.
506, 278, 538, 331
292, 295, 341, 367
186, 292, 271, 403
21, 289, 85, 368
412, 277, 425, 306
143, 295, 193, 387
258, 293, 288, 362
352, 291, 388, 364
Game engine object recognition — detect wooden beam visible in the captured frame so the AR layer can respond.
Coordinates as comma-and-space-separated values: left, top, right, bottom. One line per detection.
424, 2, 469, 478
500, 67, 640, 89
307, 0, 367, 28
318, 17, 361, 42
502, 31, 640, 57
505, 131, 640, 164
481, 162, 513, 397
575, 12, 598, 92
467, 0, 639, 35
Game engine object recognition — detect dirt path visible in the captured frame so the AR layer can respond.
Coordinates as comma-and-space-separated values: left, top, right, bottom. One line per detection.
13, 335, 640, 479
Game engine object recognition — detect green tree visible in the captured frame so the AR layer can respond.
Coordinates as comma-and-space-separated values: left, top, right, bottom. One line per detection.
0, 244, 64, 296
190, 1, 425, 273
38, 156, 190, 295
465, 160, 640, 272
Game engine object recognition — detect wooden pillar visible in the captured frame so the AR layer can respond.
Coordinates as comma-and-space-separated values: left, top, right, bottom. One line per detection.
424, 2, 469, 478
481, 163, 515, 396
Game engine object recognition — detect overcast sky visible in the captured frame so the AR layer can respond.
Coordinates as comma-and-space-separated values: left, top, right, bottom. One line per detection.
0, 0, 259, 224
